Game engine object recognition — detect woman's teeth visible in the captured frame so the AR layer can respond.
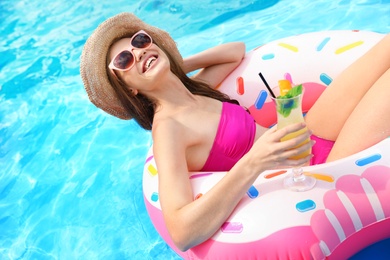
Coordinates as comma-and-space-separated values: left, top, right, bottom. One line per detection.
144, 57, 157, 72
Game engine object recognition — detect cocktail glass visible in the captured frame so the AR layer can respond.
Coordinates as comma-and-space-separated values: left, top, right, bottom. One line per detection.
271, 86, 316, 191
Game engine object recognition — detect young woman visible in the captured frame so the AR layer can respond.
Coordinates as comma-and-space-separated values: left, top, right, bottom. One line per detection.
80, 13, 390, 251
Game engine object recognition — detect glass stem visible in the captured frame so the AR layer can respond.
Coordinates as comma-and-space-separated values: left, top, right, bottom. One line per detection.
292, 167, 305, 182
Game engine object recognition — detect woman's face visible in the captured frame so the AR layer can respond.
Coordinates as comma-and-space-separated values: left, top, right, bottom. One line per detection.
108, 38, 170, 93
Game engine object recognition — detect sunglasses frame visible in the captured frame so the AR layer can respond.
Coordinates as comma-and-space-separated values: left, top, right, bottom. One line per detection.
108, 30, 153, 72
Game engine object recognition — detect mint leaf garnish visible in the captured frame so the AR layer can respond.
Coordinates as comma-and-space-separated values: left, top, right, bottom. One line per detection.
278, 84, 303, 99
276, 84, 303, 117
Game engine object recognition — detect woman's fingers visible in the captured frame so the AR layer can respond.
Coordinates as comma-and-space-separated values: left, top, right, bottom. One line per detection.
278, 130, 312, 150
270, 124, 314, 167
249, 123, 315, 170
271, 122, 307, 140
268, 123, 311, 150
283, 140, 314, 159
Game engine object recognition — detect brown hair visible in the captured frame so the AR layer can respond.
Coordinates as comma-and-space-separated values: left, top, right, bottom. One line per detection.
107, 33, 238, 130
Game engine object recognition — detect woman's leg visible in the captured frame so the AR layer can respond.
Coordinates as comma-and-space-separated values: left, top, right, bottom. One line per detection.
326, 68, 390, 161
305, 33, 390, 141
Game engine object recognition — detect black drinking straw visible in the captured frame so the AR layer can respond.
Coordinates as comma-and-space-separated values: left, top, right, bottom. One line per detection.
258, 72, 276, 98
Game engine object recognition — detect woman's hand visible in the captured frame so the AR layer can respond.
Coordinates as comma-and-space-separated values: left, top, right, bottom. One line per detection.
182, 42, 245, 88
243, 122, 314, 173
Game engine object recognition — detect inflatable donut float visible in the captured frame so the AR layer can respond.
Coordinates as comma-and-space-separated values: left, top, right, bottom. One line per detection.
143, 30, 390, 259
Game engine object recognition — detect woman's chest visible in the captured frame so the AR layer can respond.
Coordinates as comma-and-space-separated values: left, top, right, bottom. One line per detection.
181, 105, 222, 171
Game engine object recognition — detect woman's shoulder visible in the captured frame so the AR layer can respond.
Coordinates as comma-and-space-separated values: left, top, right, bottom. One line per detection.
152, 109, 196, 147
152, 114, 182, 139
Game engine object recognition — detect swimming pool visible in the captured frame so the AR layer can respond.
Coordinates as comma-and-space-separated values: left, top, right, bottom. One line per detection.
1, 0, 389, 259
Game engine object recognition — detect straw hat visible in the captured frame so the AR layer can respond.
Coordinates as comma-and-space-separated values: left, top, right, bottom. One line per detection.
80, 12, 183, 119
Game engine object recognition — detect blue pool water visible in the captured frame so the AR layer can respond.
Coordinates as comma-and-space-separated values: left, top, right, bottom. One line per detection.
1, 0, 390, 259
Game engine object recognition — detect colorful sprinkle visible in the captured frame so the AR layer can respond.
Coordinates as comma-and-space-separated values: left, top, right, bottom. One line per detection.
264, 170, 287, 179
296, 199, 316, 212
335, 41, 364, 54
317, 37, 331, 52
355, 153, 382, 166
236, 76, 245, 95
278, 42, 298, 52
284, 73, 293, 84
304, 172, 334, 182
145, 155, 154, 164
247, 185, 259, 199
148, 164, 158, 177
254, 90, 268, 109
194, 193, 203, 200
320, 73, 332, 85
189, 172, 213, 179
221, 222, 243, 233
262, 53, 275, 60
151, 192, 159, 202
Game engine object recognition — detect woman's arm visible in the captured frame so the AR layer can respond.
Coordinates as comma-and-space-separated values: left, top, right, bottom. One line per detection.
182, 42, 246, 88
153, 120, 313, 251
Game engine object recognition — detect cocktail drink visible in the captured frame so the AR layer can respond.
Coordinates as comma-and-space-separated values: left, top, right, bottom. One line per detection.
271, 80, 316, 191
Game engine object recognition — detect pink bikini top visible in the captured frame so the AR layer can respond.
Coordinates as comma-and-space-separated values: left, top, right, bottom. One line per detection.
201, 102, 256, 171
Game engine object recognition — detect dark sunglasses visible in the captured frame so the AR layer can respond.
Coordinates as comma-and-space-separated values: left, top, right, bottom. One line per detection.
108, 30, 153, 72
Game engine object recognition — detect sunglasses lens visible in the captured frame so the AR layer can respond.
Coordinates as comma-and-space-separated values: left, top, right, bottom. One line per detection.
113, 51, 134, 70
132, 33, 152, 48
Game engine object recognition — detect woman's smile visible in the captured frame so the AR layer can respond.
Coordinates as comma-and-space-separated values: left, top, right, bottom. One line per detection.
143, 54, 158, 73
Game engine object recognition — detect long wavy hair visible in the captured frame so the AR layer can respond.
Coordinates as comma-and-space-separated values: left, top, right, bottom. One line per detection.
107, 33, 238, 130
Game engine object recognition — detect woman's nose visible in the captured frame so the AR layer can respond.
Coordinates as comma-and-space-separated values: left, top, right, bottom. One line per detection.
132, 48, 145, 62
